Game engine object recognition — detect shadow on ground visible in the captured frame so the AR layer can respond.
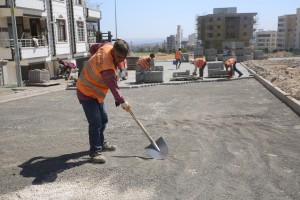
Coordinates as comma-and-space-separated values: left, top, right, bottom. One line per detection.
18, 151, 89, 185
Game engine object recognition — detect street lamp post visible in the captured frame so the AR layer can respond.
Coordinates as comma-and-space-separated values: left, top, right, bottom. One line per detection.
114, 0, 117, 39
10, 0, 22, 87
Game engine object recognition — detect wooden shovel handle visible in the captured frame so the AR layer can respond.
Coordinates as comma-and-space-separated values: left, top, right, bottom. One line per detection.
128, 109, 160, 152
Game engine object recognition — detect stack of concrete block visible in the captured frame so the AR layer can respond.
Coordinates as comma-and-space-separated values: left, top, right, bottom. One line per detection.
172, 70, 190, 77
126, 56, 139, 70
243, 47, 253, 61
205, 48, 217, 61
153, 66, 164, 71
222, 42, 246, 62
136, 64, 164, 83
253, 50, 265, 60
207, 61, 228, 78
194, 47, 204, 59
143, 71, 163, 83
28, 69, 50, 83
217, 54, 223, 61
235, 42, 245, 62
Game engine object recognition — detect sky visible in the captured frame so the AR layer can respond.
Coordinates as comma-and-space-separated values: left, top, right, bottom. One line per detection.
88, 0, 299, 44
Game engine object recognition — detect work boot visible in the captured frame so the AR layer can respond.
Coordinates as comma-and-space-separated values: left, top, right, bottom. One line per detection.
90, 151, 106, 164
102, 141, 117, 151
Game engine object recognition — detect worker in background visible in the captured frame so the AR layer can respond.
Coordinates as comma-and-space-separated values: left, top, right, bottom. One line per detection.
76, 39, 132, 164
135, 53, 155, 84
175, 48, 185, 69
117, 59, 128, 81
191, 57, 207, 80
224, 58, 243, 80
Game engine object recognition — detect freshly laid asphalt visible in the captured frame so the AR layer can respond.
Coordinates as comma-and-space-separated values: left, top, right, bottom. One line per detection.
0, 61, 299, 200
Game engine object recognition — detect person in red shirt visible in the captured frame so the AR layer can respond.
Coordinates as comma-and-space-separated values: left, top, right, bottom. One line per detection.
117, 59, 128, 81
77, 39, 132, 164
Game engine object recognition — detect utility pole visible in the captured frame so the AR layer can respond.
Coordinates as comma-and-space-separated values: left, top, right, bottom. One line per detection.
10, 0, 22, 87
114, 0, 118, 39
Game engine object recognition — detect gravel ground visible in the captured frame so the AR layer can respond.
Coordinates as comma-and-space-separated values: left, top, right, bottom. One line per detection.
0, 78, 300, 200
243, 58, 300, 100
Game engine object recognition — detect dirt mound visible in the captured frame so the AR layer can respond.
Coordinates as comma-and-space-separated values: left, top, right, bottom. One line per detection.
243, 59, 300, 100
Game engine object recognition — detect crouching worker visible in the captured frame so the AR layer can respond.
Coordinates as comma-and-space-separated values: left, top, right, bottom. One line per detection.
191, 57, 207, 80
135, 53, 155, 84
76, 39, 132, 164
224, 58, 243, 80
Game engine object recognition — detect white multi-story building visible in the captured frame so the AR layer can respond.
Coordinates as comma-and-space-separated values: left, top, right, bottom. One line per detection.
256, 30, 277, 52
188, 33, 196, 47
0, 0, 101, 85
277, 12, 297, 50
175, 25, 182, 49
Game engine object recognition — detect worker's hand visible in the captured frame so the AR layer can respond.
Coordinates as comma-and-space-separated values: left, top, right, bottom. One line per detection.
121, 101, 132, 112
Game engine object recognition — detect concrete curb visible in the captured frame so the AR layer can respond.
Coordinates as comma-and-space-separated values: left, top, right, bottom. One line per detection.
241, 62, 300, 116
66, 76, 254, 90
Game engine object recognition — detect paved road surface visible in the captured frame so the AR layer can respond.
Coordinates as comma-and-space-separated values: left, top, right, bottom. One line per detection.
0, 72, 299, 199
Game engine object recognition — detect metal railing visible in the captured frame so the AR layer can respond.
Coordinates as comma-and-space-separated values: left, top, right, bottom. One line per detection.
0, 38, 47, 48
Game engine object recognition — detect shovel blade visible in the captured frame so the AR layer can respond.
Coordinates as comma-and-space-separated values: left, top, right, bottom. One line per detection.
145, 137, 168, 160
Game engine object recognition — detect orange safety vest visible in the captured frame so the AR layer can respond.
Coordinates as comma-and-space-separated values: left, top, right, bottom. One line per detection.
175, 50, 181, 59
119, 59, 127, 69
194, 58, 206, 69
136, 56, 150, 68
76, 44, 117, 103
225, 58, 236, 66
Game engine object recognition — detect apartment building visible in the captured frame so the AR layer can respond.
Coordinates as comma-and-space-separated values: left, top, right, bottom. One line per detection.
296, 8, 300, 49
277, 8, 300, 50
0, 0, 100, 85
196, 7, 257, 52
166, 35, 176, 51
277, 14, 297, 50
256, 30, 277, 52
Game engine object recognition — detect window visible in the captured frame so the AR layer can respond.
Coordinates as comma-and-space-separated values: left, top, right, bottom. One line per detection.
57, 19, 66, 42
77, 21, 85, 41
75, 0, 82, 4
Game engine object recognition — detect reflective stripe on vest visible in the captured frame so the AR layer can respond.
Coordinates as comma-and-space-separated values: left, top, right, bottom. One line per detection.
79, 62, 106, 99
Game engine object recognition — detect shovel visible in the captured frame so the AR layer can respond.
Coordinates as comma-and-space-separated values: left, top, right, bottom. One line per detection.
128, 109, 168, 160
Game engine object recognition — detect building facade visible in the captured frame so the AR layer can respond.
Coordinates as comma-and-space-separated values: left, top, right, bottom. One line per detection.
256, 30, 277, 52
0, 0, 101, 85
196, 7, 257, 52
277, 8, 300, 51
166, 35, 176, 52
277, 14, 297, 50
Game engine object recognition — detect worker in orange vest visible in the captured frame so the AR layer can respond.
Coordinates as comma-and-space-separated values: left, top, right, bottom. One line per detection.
224, 58, 243, 80
76, 39, 132, 164
135, 53, 155, 83
175, 48, 185, 69
117, 59, 128, 81
191, 57, 207, 80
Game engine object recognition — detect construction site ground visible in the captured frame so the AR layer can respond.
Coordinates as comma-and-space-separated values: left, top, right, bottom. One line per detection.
0, 59, 299, 200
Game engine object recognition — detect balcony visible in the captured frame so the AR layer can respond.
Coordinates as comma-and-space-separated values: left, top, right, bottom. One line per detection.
0, 38, 48, 60
85, 1, 101, 20
16, 0, 44, 11
0, 0, 44, 17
